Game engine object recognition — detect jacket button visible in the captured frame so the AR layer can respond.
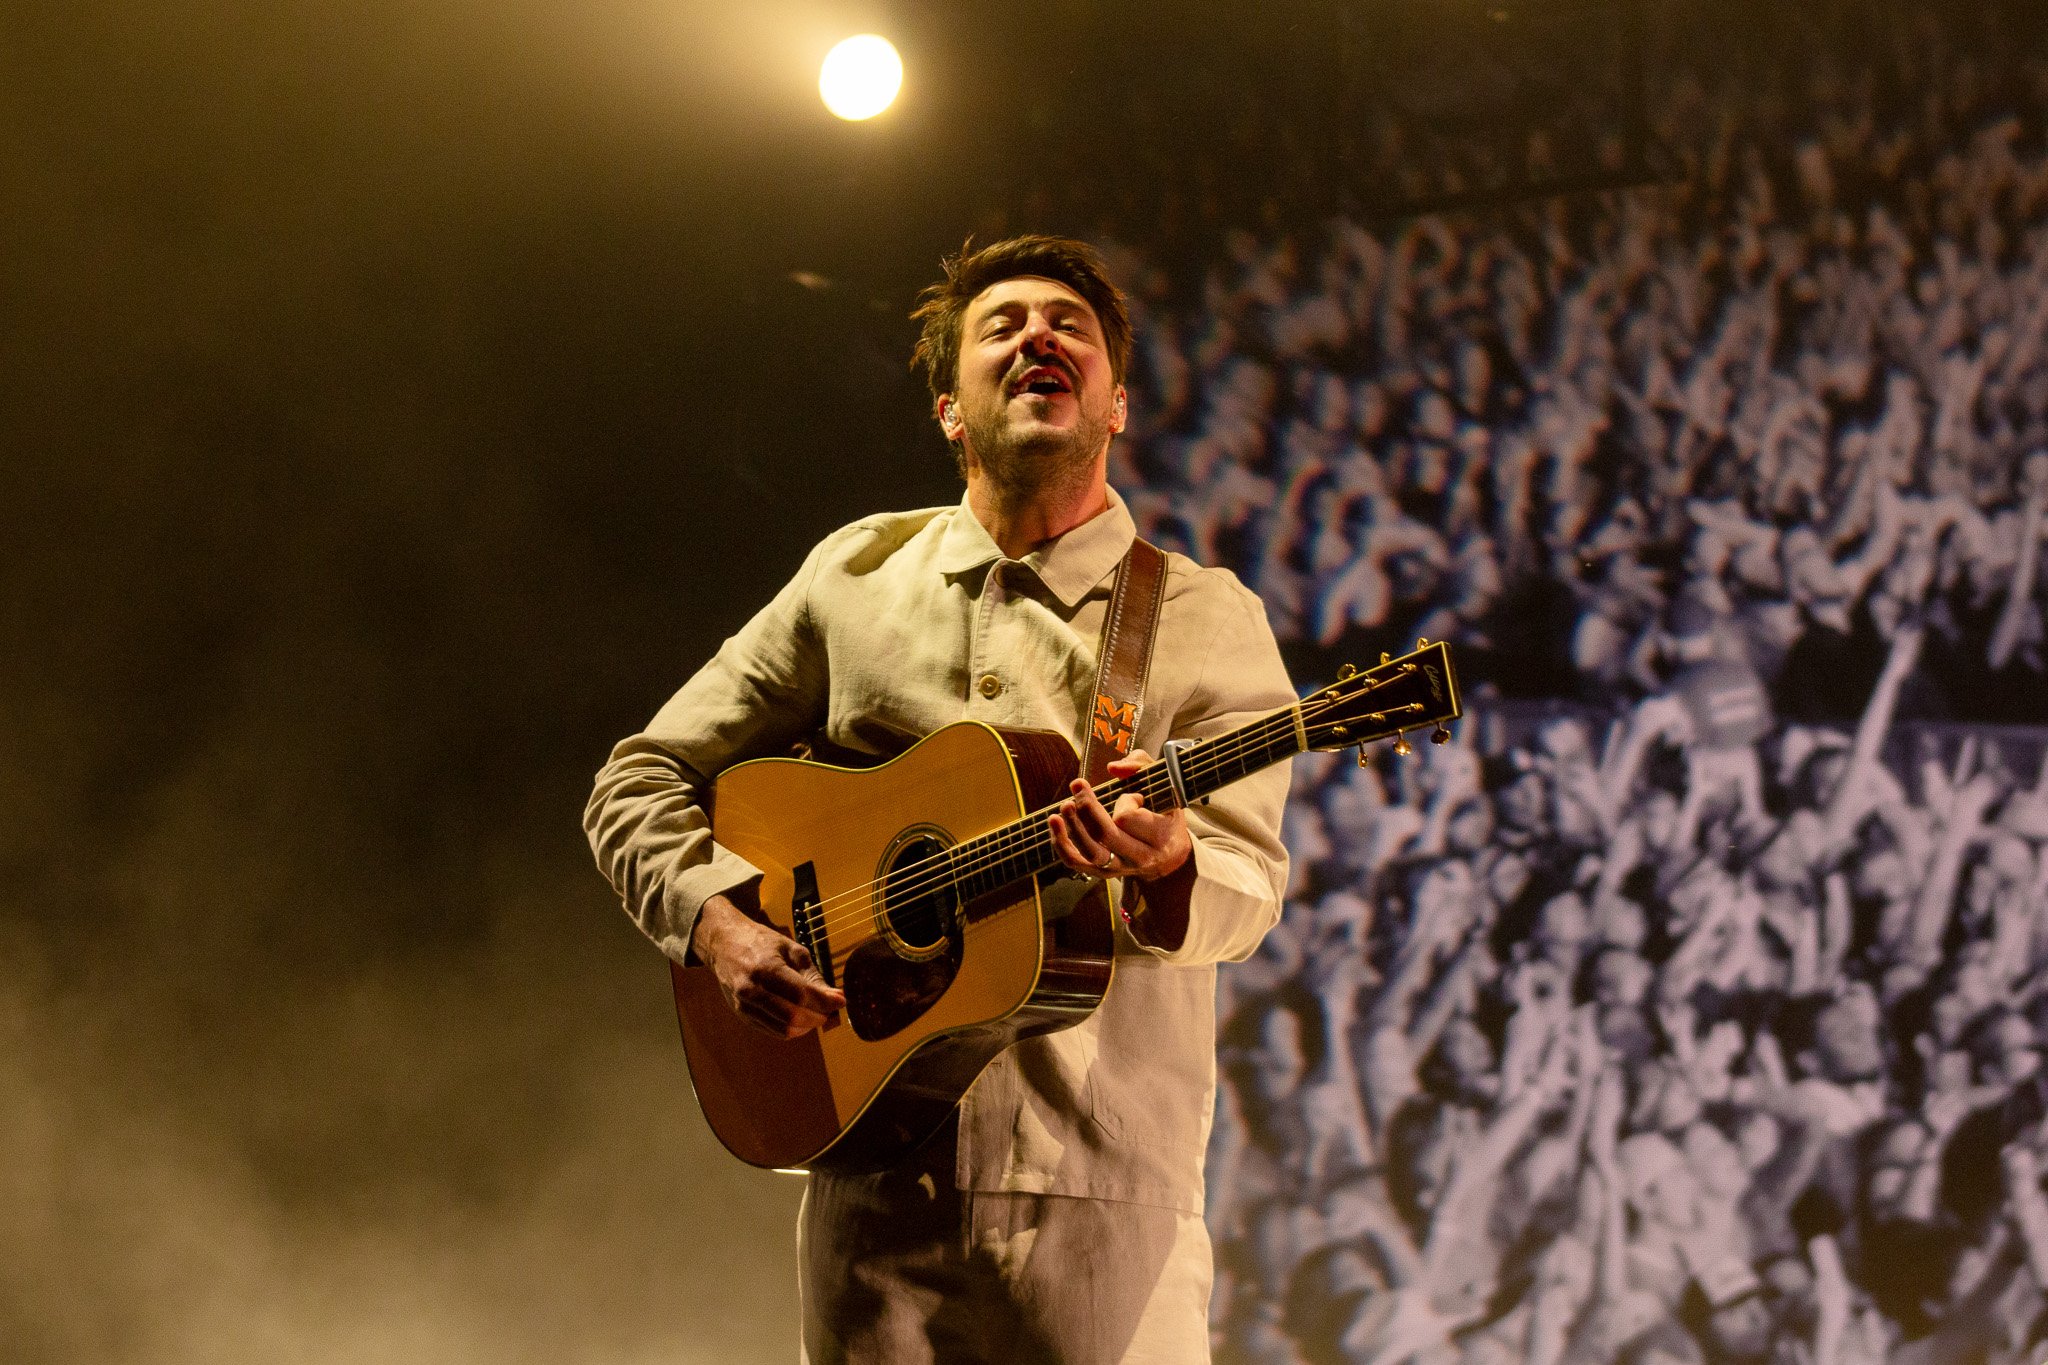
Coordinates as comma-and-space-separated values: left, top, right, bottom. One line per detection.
978, 673, 1003, 699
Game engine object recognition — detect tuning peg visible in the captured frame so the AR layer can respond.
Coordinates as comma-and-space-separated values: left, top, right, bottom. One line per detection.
1355, 746, 1370, 770
1379, 652, 1391, 665
1337, 663, 1357, 680
1392, 732, 1413, 757
1415, 637, 1432, 648
1430, 725, 1452, 745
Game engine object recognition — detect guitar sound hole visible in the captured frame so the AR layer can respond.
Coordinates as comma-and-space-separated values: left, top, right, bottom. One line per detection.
880, 833, 954, 956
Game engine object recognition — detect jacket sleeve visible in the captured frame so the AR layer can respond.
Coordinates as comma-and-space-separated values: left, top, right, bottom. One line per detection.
583, 539, 832, 965
1126, 574, 1295, 966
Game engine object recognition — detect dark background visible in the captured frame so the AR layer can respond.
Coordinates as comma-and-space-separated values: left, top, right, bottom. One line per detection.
4, 3, 980, 1358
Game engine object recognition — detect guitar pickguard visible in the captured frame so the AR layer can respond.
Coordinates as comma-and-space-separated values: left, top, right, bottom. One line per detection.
842, 935, 963, 1041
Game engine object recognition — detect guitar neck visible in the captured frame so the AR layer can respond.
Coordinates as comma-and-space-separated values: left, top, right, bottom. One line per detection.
945, 705, 1309, 912
942, 639, 1458, 912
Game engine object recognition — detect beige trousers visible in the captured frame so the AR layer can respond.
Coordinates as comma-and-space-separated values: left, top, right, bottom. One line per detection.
797, 1126, 1212, 1365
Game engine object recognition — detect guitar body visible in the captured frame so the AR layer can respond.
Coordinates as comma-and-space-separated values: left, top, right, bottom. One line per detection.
670, 721, 1116, 1174
663, 638, 1463, 1176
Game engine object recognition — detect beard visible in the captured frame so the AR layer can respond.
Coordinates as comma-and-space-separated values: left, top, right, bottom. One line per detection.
960, 395, 1114, 503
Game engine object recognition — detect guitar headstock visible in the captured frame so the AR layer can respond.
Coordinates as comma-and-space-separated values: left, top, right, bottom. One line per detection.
1301, 639, 1463, 757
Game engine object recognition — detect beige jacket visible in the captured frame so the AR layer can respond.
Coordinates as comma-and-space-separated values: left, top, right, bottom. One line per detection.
585, 489, 1293, 1213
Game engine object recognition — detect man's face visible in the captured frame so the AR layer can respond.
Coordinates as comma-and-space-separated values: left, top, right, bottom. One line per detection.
943, 275, 1124, 492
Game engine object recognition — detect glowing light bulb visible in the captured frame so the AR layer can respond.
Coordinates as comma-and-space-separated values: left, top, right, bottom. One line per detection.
819, 35, 902, 121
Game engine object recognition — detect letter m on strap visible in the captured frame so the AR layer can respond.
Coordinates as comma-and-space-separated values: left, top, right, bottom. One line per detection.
1092, 694, 1138, 755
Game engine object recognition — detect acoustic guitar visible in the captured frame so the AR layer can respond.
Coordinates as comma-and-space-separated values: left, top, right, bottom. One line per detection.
672, 640, 1462, 1173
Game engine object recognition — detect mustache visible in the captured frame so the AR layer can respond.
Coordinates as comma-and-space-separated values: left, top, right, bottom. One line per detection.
1007, 358, 1078, 391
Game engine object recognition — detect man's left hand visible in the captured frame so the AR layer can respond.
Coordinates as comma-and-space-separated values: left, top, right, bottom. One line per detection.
1048, 749, 1192, 882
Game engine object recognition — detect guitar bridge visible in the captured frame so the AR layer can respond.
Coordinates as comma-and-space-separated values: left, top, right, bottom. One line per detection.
789, 861, 833, 988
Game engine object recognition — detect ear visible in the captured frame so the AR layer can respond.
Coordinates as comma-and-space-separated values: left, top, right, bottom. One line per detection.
937, 395, 964, 440
1110, 385, 1128, 435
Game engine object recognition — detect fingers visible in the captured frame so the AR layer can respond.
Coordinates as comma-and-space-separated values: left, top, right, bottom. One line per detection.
1068, 777, 1159, 842
735, 960, 844, 1038
1047, 807, 1098, 877
733, 992, 803, 1037
1050, 801, 1134, 879
716, 922, 844, 1039
1055, 776, 1190, 882
769, 939, 848, 1015
1105, 749, 1154, 778
1058, 779, 1151, 868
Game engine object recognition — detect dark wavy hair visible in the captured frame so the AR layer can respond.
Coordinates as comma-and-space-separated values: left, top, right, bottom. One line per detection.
908, 234, 1132, 432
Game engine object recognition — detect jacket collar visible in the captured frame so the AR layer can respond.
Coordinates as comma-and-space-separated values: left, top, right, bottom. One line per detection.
933, 487, 1138, 609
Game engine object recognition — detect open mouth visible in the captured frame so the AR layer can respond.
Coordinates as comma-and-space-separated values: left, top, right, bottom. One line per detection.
1012, 366, 1073, 397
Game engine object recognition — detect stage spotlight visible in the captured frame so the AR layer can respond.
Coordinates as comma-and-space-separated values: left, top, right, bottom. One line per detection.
819, 35, 901, 121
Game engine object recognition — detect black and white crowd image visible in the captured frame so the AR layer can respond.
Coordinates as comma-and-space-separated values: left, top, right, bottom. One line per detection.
1086, 4, 2048, 1361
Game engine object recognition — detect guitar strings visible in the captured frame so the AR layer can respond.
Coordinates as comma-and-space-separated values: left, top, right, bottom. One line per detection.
795, 715, 1342, 967
794, 690, 1412, 958
791, 684, 1421, 955
794, 728, 1276, 960
791, 667, 1428, 937
792, 699, 1325, 947
786, 680, 1422, 958
783, 714, 1281, 955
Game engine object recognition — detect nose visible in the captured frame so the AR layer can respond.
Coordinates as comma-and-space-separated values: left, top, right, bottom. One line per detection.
1018, 311, 1060, 355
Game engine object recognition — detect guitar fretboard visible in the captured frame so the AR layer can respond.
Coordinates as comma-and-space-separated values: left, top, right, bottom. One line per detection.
942, 705, 1309, 915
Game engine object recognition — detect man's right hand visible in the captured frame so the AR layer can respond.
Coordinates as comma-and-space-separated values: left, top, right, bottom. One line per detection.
690, 892, 846, 1039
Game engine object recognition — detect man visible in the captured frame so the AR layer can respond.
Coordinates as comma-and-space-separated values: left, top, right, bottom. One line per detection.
584, 236, 1295, 1363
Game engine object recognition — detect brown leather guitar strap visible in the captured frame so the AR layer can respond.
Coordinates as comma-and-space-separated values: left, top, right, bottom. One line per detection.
1079, 538, 1167, 787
